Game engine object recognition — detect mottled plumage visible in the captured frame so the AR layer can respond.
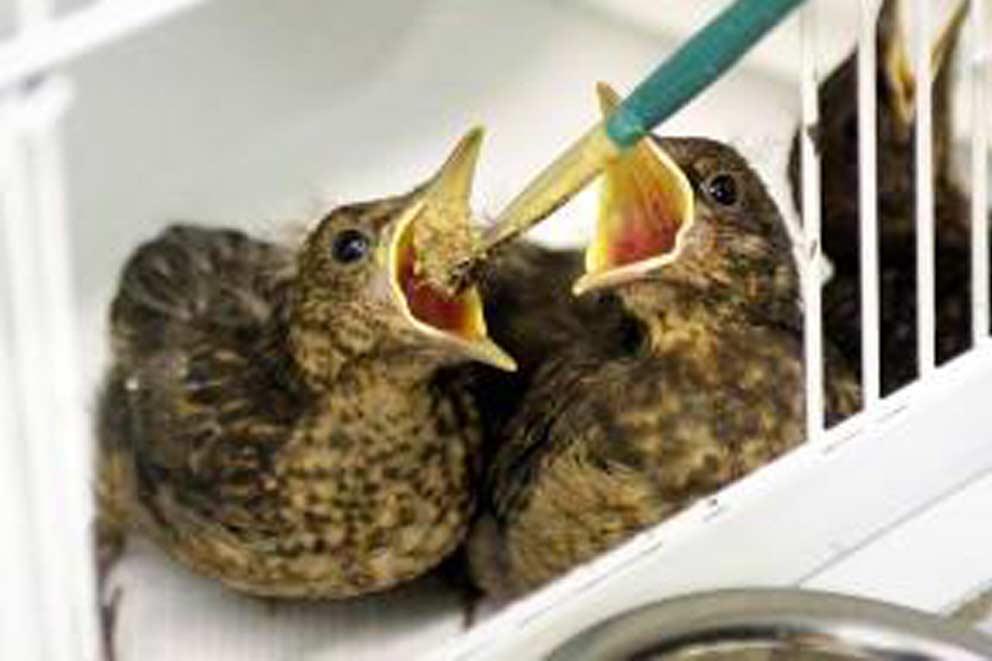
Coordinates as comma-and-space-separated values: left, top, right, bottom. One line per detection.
788, 0, 976, 395
469, 89, 860, 598
96, 131, 518, 598
470, 243, 634, 461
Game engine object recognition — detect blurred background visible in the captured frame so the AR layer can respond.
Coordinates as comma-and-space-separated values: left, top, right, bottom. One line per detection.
27, 0, 981, 389
56, 0, 795, 384
0, 1, 988, 659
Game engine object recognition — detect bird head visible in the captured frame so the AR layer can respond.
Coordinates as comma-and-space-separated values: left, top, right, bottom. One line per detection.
573, 83, 798, 325
787, 0, 969, 259
290, 129, 516, 383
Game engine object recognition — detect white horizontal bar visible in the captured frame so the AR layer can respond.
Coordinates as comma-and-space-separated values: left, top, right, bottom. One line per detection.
858, 0, 881, 407
973, 0, 990, 344
914, 0, 936, 375
0, 0, 211, 90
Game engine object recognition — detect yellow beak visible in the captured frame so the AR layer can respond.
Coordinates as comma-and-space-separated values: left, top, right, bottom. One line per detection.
387, 128, 517, 372
880, 0, 970, 129
573, 83, 695, 297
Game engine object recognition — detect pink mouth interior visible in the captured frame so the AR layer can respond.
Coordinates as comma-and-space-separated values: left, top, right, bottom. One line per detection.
607, 191, 681, 267
397, 236, 477, 338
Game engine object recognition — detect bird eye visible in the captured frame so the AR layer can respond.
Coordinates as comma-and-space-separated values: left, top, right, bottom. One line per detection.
331, 229, 371, 264
704, 173, 738, 207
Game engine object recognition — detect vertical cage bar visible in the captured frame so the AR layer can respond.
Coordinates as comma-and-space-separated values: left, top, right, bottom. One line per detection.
3, 112, 73, 661
28, 77, 100, 661
6, 10, 80, 661
972, 0, 990, 344
800, 0, 824, 440
914, 0, 936, 375
0, 96, 48, 661
1, 79, 88, 661
859, 0, 882, 408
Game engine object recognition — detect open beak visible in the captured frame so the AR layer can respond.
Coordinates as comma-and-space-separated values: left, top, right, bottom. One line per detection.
879, 0, 969, 129
930, 0, 969, 80
385, 129, 517, 372
573, 83, 695, 297
879, 0, 916, 129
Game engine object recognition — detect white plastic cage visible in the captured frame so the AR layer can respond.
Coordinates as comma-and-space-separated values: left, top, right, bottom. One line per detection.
0, 1, 990, 660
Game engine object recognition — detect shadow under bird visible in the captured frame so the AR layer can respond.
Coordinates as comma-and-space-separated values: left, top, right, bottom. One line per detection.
468, 84, 860, 599
95, 129, 520, 599
788, 0, 976, 396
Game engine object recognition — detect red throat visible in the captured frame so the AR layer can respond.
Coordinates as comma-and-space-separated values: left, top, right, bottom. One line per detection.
397, 235, 477, 338
608, 195, 681, 267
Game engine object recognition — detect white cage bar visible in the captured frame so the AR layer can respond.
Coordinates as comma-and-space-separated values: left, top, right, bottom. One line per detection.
800, 0, 825, 442
1, 77, 98, 661
914, 0, 936, 376
0, 93, 49, 661
29, 75, 100, 661
858, 0, 882, 409
973, 0, 990, 344
0, 4, 213, 660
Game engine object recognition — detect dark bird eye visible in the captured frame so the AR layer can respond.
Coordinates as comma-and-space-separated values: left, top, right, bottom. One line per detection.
705, 173, 738, 206
331, 229, 371, 264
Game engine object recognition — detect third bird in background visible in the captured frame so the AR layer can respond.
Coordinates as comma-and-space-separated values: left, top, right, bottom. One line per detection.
789, 0, 976, 396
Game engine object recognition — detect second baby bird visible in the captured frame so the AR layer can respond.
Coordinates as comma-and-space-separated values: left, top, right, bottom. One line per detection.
469, 85, 860, 598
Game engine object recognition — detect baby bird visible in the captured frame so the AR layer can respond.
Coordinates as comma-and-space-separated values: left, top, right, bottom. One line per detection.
788, 0, 973, 395
468, 85, 860, 599
95, 130, 519, 599
468, 242, 635, 462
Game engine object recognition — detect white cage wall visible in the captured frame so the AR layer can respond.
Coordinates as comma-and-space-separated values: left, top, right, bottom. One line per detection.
0, 2, 990, 660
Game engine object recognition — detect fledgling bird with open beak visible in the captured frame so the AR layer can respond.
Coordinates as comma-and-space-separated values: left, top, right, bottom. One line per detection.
468, 85, 860, 599
95, 129, 518, 599
788, 0, 974, 395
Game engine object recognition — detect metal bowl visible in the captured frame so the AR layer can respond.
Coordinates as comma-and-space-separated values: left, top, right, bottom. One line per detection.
548, 588, 992, 660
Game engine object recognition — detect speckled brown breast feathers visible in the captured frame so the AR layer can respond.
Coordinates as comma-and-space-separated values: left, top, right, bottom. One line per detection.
96, 130, 518, 598
468, 86, 860, 599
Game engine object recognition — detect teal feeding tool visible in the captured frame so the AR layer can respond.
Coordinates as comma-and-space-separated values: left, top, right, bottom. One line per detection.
475, 0, 808, 258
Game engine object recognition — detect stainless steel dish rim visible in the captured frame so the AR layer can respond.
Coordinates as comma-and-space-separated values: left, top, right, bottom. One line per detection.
547, 587, 992, 661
